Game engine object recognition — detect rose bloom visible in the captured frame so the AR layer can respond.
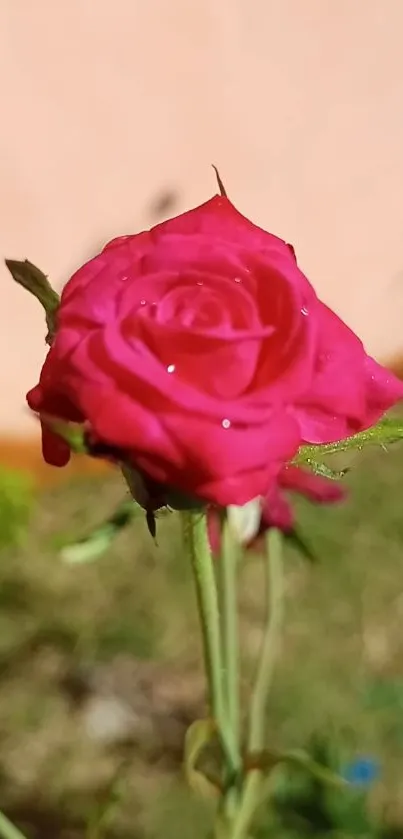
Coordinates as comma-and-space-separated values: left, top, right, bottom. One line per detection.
27, 194, 403, 510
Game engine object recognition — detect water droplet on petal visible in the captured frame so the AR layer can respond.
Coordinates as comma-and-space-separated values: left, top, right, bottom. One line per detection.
196, 280, 204, 286
301, 306, 309, 316
222, 418, 231, 429
167, 364, 176, 373
121, 275, 129, 282
234, 277, 242, 283
140, 299, 147, 306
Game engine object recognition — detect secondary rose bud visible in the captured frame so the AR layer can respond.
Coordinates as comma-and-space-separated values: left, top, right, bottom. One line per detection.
26, 194, 403, 507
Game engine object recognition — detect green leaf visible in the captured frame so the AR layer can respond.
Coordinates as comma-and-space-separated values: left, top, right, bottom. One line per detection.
184, 719, 222, 799
284, 528, 317, 563
296, 460, 348, 481
245, 748, 347, 790
60, 500, 140, 564
296, 417, 403, 467
5, 259, 59, 344
281, 749, 348, 789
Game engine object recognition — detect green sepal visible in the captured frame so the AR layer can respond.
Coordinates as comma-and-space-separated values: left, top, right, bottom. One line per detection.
41, 418, 88, 454
5, 258, 60, 344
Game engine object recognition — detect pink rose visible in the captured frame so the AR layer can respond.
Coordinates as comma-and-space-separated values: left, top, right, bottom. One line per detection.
27, 195, 403, 507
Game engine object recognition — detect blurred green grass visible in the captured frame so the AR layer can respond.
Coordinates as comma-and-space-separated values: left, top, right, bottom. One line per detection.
1, 442, 403, 837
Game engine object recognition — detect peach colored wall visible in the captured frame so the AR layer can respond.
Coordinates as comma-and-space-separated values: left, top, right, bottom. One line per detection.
1, 0, 403, 433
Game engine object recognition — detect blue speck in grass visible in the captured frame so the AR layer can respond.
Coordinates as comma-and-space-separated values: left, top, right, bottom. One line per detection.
343, 756, 380, 787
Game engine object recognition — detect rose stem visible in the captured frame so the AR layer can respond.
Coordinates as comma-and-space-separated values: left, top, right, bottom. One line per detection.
231, 528, 285, 839
218, 520, 242, 809
0, 812, 28, 839
182, 513, 238, 775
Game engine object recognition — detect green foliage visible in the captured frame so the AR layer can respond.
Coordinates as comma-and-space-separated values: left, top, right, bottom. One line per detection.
59, 499, 140, 564
257, 736, 398, 838
0, 467, 33, 549
296, 417, 403, 479
1, 416, 403, 836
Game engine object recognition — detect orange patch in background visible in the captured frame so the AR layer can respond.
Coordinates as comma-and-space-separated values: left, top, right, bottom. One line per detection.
0, 436, 110, 486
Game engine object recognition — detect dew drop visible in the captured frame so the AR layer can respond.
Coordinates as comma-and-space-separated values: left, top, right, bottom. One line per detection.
121, 275, 129, 282
167, 364, 176, 374
140, 299, 147, 306
222, 418, 231, 429
234, 277, 242, 283
301, 306, 309, 316
196, 280, 204, 286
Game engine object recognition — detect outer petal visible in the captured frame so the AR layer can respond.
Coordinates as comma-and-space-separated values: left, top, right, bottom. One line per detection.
60, 230, 151, 315
261, 487, 294, 532
363, 355, 403, 426
293, 303, 403, 443
73, 382, 184, 470
128, 410, 300, 507
58, 196, 306, 327
150, 195, 293, 256
40, 422, 71, 467
259, 465, 344, 538
25, 389, 72, 467
206, 508, 222, 555
27, 349, 85, 467
143, 410, 301, 506
102, 405, 299, 508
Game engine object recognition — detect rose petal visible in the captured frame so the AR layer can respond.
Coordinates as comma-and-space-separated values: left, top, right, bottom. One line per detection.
89, 322, 288, 426
293, 303, 403, 443
61, 230, 151, 312
206, 507, 222, 555
363, 355, 403, 426
151, 410, 300, 506
151, 195, 291, 254
127, 315, 263, 400
41, 421, 71, 467
73, 383, 184, 470
261, 486, 294, 532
